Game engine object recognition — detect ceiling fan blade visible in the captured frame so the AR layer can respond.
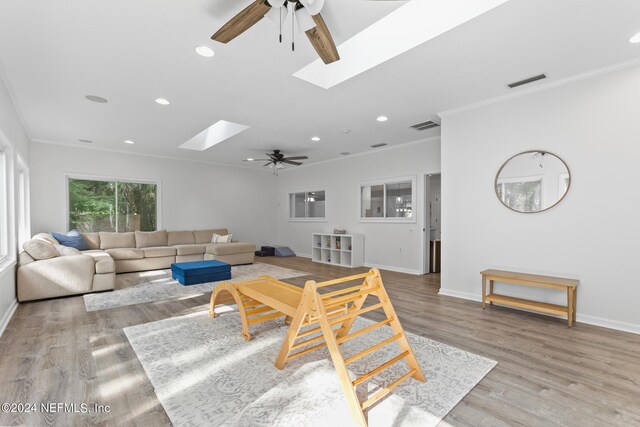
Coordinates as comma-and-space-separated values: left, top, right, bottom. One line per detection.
212, 0, 271, 44
263, 162, 273, 167
266, 152, 278, 160
282, 160, 303, 166
305, 13, 340, 64
284, 156, 308, 160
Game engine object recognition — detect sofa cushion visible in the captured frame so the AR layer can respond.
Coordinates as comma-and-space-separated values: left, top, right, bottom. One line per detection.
172, 244, 206, 256
167, 231, 195, 246
32, 233, 58, 246
52, 230, 90, 251
143, 246, 177, 258
100, 232, 136, 249
105, 248, 144, 260
23, 239, 59, 260
206, 242, 256, 256
80, 232, 101, 250
54, 244, 81, 256
194, 229, 228, 244
82, 250, 116, 274
211, 233, 233, 243
135, 230, 168, 248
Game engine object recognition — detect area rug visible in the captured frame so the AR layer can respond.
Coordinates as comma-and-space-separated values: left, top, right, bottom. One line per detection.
124, 309, 497, 427
84, 264, 308, 312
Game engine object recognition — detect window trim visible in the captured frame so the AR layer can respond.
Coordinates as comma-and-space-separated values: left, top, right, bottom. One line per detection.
64, 173, 162, 232
288, 189, 327, 222
16, 155, 30, 249
358, 175, 417, 223
0, 134, 16, 273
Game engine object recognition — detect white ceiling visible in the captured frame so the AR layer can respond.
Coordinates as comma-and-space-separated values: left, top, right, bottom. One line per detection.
1, 0, 640, 169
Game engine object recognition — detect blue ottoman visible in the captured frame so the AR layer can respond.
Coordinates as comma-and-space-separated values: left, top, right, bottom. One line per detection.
171, 260, 231, 286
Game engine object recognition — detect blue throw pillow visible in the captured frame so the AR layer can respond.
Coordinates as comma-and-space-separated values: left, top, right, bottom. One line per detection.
52, 230, 90, 251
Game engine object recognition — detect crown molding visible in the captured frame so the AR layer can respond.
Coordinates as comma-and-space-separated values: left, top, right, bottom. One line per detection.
30, 139, 274, 173
438, 57, 640, 118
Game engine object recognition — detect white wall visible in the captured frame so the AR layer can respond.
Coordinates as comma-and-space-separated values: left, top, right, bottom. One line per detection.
276, 139, 441, 274
440, 64, 640, 333
0, 75, 30, 334
30, 143, 278, 247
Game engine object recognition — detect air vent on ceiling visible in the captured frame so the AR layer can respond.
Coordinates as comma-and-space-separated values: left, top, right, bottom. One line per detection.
370, 143, 387, 148
410, 120, 440, 131
507, 73, 547, 89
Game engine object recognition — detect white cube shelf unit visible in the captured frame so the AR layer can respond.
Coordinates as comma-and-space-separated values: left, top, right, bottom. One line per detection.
311, 233, 364, 268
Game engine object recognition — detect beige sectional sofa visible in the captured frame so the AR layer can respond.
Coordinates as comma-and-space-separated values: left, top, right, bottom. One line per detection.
17, 228, 255, 301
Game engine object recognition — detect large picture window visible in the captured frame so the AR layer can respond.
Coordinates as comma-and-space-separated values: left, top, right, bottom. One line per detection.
68, 177, 158, 232
289, 190, 325, 221
0, 147, 8, 264
359, 177, 415, 222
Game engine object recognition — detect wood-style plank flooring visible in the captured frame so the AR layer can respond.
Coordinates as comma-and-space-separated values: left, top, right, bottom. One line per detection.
0, 257, 639, 426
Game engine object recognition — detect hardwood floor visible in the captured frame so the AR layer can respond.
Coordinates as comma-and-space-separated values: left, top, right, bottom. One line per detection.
1, 257, 639, 426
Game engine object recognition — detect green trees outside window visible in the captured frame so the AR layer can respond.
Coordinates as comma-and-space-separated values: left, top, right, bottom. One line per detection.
68, 178, 157, 232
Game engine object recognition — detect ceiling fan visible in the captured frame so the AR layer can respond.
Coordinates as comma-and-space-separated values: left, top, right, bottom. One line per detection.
212, 0, 340, 64
244, 149, 308, 169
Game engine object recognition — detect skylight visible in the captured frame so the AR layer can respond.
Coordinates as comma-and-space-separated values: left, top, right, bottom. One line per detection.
294, 0, 510, 89
179, 120, 250, 151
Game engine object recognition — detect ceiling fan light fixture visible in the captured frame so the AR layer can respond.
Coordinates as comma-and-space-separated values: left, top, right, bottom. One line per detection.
267, 0, 286, 7
300, 0, 324, 16
265, 6, 286, 25
295, 8, 316, 33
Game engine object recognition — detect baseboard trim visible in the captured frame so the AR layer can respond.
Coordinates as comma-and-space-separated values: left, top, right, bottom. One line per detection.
364, 263, 421, 275
0, 299, 18, 338
438, 288, 640, 335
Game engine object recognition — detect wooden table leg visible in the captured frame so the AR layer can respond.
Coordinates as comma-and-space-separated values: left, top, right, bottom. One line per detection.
489, 280, 494, 305
573, 288, 577, 322
567, 288, 574, 327
482, 275, 486, 309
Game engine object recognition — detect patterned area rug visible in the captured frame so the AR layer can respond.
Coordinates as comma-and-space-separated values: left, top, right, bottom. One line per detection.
84, 264, 308, 312
124, 309, 497, 427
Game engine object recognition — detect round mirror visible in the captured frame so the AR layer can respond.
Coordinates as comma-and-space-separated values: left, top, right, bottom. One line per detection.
495, 151, 570, 213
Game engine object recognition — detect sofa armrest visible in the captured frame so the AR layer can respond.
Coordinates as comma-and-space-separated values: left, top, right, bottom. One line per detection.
17, 255, 96, 301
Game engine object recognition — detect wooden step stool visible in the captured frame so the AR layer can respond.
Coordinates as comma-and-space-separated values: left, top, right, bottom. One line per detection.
210, 268, 425, 426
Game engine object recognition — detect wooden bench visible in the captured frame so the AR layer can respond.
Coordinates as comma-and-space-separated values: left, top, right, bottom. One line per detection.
210, 269, 425, 426
481, 269, 579, 327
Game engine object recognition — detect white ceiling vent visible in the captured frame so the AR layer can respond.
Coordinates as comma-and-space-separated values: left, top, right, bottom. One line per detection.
410, 120, 440, 131
507, 73, 547, 88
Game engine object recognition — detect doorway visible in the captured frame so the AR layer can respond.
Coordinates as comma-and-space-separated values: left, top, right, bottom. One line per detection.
422, 173, 441, 275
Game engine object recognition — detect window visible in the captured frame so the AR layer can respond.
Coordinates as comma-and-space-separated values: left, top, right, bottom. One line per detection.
289, 190, 325, 220
496, 176, 543, 212
16, 156, 30, 248
0, 147, 8, 263
359, 177, 415, 222
68, 177, 159, 232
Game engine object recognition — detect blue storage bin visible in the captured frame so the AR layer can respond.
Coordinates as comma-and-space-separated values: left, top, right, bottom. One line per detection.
171, 260, 231, 286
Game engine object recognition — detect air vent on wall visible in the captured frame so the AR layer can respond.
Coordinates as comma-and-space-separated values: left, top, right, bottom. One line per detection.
370, 143, 387, 148
410, 120, 441, 131
507, 73, 547, 89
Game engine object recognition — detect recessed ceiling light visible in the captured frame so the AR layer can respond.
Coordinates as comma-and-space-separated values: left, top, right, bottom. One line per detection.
340, 152, 350, 155
195, 46, 215, 57
155, 98, 170, 105
630, 32, 640, 44
124, 140, 135, 144
246, 158, 255, 161
376, 116, 388, 122
85, 95, 108, 103
78, 139, 93, 143
311, 136, 321, 141
341, 129, 351, 134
